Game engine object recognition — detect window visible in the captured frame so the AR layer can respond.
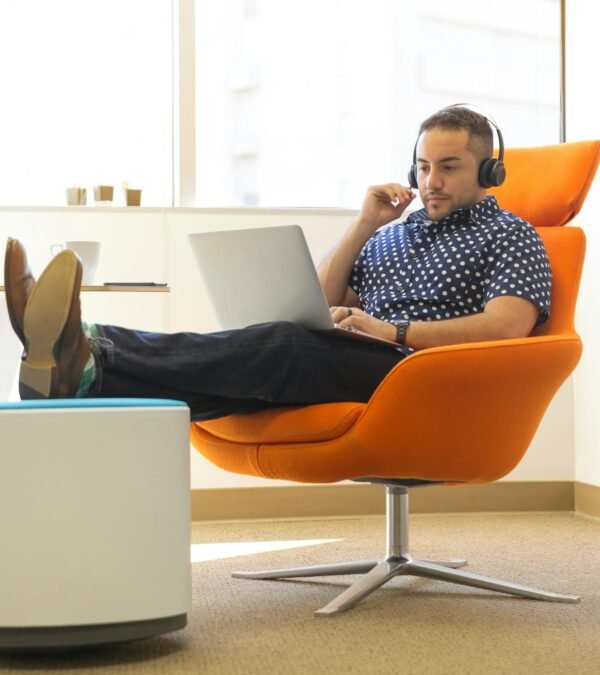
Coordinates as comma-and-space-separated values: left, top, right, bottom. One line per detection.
0, 0, 561, 208
0, 0, 172, 206
195, 0, 561, 208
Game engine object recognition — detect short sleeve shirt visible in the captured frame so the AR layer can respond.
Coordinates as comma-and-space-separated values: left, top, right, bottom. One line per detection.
350, 195, 551, 328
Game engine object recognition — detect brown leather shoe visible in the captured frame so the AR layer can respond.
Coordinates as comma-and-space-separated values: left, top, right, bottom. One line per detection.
19, 250, 91, 399
4, 238, 36, 352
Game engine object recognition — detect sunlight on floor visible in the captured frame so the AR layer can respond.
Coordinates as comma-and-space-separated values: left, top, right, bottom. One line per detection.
191, 539, 342, 563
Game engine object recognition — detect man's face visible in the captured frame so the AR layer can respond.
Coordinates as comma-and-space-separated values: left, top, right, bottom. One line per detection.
415, 127, 487, 222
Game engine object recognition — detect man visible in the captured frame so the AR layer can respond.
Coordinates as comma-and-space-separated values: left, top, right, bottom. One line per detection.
4, 106, 551, 421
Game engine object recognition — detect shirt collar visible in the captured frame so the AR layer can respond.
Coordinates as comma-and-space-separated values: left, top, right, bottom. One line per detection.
406, 194, 500, 228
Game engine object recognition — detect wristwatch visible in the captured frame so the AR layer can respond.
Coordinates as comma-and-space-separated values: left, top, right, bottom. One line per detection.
393, 319, 410, 345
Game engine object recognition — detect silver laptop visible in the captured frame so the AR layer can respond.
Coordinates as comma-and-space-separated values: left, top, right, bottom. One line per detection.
188, 225, 398, 347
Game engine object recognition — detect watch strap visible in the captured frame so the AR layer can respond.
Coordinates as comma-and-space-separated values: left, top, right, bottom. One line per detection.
394, 319, 410, 345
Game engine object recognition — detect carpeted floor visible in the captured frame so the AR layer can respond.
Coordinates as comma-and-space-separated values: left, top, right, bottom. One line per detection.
2, 512, 599, 674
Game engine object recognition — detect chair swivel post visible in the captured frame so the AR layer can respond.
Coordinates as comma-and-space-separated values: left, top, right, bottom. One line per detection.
386, 486, 410, 559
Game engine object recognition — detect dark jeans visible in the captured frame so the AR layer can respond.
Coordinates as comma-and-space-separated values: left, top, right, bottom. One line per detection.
92, 321, 407, 422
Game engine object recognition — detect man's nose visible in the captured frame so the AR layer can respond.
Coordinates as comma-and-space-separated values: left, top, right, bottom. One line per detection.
425, 167, 443, 190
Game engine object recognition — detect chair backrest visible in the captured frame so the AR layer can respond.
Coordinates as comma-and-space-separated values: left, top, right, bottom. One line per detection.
532, 227, 585, 336
490, 141, 599, 337
490, 140, 600, 227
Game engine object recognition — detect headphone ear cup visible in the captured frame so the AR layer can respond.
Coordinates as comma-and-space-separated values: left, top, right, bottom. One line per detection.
491, 161, 506, 186
478, 158, 507, 188
408, 165, 418, 189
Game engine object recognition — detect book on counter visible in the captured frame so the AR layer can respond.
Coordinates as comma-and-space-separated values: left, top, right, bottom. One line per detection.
103, 282, 168, 287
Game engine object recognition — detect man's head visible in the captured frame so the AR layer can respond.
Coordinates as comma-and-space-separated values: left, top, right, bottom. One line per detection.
414, 106, 495, 221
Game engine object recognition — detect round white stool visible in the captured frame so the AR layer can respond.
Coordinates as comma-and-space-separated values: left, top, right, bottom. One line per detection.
0, 398, 191, 650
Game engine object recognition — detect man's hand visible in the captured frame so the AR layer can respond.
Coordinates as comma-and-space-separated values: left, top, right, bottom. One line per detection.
357, 183, 416, 233
330, 306, 396, 342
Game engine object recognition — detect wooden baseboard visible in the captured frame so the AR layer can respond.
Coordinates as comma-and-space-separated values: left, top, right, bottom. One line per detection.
575, 481, 600, 519
191, 481, 579, 522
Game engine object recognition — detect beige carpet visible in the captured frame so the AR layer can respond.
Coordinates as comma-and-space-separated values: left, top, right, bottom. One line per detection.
2, 512, 600, 674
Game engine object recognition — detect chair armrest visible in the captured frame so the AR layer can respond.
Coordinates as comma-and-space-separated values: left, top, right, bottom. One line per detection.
350, 334, 582, 483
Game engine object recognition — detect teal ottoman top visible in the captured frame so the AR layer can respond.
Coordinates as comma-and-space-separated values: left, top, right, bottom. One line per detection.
0, 399, 188, 410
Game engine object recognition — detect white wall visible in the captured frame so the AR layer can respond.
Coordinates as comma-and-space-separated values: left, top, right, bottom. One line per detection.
567, 2, 600, 487
0, 206, 575, 489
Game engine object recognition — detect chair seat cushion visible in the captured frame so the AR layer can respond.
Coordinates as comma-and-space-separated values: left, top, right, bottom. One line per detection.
196, 401, 365, 444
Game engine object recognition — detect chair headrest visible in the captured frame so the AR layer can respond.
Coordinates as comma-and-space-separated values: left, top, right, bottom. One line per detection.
489, 140, 600, 227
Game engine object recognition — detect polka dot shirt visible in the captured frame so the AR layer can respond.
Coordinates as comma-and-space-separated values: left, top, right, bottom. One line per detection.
350, 195, 551, 332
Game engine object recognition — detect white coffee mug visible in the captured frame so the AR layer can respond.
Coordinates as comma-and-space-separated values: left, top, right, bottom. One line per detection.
50, 241, 101, 286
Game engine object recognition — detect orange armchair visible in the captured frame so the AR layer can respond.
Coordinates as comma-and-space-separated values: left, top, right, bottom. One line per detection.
191, 140, 600, 616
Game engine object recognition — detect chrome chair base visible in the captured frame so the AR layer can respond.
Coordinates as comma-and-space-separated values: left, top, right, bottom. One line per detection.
232, 486, 580, 616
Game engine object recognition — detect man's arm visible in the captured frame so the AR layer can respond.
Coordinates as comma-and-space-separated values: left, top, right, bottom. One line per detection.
402, 296, 540, 349
330, 296, 540, 348
317, 184, 415, 307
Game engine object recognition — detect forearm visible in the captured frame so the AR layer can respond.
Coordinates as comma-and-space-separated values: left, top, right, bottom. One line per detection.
330, 295, 538, 348
319, 183, 415, 305
405, 311, 528, 351
317, 218, 374, 306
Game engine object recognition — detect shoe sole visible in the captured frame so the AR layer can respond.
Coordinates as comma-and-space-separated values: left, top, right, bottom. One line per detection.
19, 251, 81, 399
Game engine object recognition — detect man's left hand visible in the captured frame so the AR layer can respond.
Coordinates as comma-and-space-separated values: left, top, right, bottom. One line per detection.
329, 306, 397, 343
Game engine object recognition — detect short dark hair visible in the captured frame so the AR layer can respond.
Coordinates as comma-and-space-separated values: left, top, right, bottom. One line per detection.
418, 106, 493, 162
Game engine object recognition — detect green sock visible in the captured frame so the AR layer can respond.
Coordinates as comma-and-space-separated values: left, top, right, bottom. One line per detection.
76, 322, 98, 398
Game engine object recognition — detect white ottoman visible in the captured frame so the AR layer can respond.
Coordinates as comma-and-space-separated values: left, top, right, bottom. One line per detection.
0, 398, 191, 650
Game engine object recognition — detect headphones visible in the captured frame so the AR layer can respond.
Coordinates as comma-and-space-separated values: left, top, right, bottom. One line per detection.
408, 104, 506, 189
